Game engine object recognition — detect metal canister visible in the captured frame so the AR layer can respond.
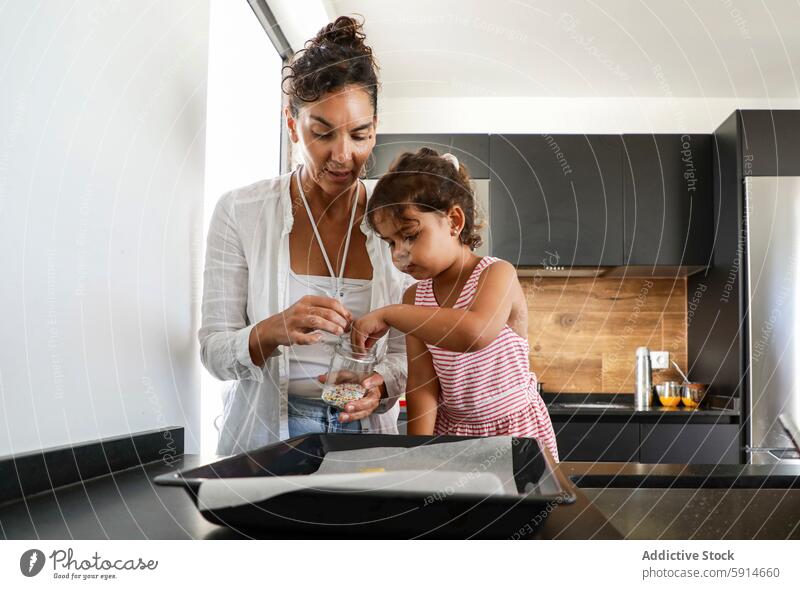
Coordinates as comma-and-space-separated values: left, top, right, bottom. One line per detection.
634, 347, 653, 410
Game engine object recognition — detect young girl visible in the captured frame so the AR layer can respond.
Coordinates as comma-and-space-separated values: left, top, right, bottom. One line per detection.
351, 148, 559, 461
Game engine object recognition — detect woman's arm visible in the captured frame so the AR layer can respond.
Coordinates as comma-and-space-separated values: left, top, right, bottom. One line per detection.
401, 286, 440, 435
199, 192, 351, 381
198, 191, 268, 382
352, 260, 519, 354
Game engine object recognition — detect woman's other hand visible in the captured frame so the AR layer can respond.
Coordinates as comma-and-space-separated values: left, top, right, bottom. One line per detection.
318, 372, 385, 422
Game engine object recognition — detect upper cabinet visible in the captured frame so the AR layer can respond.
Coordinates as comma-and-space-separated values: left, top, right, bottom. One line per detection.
489, 134, 624, 267
738, 110, 800, 176
621, 134, 713, 267
368, 134, 490, 179
370, 131, 719, 270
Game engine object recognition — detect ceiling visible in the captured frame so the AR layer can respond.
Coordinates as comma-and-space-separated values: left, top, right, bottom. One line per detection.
268, 0, 800, 100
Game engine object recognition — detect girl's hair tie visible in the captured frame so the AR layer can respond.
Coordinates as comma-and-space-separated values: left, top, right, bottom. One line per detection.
441, 153, 459, 171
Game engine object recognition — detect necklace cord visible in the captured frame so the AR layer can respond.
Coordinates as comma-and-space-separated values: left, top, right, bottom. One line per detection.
295, 165, 361, 298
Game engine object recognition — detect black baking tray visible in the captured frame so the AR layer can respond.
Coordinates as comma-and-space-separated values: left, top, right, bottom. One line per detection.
154, 433, 575, 539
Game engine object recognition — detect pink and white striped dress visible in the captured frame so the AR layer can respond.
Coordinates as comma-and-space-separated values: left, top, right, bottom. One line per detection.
414, 256, 559, 461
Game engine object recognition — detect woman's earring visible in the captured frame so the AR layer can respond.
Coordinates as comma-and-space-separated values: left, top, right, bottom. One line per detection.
360, 152, 374, 179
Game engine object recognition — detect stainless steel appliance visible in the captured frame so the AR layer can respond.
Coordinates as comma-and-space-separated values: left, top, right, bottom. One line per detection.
745, 176, 800, 464
634, 346, 653, 409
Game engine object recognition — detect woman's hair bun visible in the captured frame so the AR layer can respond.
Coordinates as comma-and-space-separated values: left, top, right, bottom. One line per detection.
283, 15, 379, 115
309, 15, 370, 54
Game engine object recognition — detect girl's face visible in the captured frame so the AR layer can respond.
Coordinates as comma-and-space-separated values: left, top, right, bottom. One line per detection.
286, 85, 377, 197
372, 205, 466, 279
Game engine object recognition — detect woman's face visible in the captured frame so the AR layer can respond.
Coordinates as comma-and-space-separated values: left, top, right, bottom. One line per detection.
286, 85, 377, 197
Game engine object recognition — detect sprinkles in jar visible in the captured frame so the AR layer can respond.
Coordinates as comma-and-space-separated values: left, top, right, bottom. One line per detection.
321, 383, 367, 409
321, 337, 377, 409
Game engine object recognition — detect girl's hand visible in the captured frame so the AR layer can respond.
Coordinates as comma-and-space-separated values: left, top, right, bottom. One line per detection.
317, 372, 385, 422
350, 309, 391, 352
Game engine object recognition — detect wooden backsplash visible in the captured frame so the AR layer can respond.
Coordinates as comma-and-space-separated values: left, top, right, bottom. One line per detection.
520, 276, 687, 394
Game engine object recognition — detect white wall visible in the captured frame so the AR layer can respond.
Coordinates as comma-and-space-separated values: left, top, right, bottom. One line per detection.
202, 0, 282, 456
376, 97, 800, 134
0, 1, 209, 456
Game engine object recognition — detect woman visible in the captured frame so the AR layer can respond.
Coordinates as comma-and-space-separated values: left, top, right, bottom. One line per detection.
199, 16, 409, 455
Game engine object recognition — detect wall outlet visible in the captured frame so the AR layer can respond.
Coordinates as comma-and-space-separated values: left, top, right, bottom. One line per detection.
650, 351, 670, 370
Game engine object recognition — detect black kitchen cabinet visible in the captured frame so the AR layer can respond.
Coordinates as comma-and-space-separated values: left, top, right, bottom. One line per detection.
686, 110, 800, 447
489, 134, 624, 267
622, 134, 713, 267
553, 421, 639, 462
687, 112, 745, 410
739, 110, 800, 176
552, 417, 741, 464
368, 134, 489, 179
639, 424, 740, 464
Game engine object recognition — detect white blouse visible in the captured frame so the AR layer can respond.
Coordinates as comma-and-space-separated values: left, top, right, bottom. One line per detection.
199, 172, 412, 455
286, 271, 372, 397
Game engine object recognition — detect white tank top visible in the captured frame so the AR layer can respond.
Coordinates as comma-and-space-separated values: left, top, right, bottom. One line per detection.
286, 270, 372, 397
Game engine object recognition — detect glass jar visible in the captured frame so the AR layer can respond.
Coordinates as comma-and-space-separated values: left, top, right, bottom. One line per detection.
321, 337, 377, 409
322, 334, 376, 409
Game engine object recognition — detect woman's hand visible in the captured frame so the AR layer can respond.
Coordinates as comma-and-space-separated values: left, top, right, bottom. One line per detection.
319, 372, 386, 423
272, 295, 352, 345
249, 295, 352, 366
350, 308, 391, 352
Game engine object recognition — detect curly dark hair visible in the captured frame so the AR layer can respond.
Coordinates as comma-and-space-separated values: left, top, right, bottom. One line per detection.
367, 147, 484, 250
281, 15, 379, 116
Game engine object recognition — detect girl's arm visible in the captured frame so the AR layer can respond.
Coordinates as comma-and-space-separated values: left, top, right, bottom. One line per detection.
402, 286, 440, 435
352, 259, 519, 354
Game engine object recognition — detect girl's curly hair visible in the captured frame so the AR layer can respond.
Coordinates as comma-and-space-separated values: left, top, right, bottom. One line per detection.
367, 147, 484, 250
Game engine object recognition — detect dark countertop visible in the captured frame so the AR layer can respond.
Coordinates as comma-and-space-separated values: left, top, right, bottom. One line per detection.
0, 454, 618, 540
581, 487, 800, 539
541, 392, 740, 421
546, 404, 739, 418
400, 395, 739, 421
561, 462, 800, 540
4, 453, 799, 539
